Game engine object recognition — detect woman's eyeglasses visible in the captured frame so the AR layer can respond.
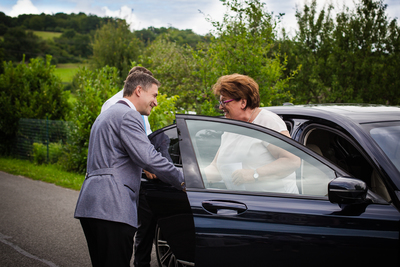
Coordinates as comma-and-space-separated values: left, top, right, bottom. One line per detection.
219, 99, 235, 107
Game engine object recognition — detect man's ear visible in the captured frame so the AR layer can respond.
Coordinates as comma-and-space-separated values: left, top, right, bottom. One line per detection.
134, 86, 142, 97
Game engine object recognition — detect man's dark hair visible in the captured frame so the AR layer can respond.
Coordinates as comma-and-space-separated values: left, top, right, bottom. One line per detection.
128, 66, 153, 76
123, 72, 161, 97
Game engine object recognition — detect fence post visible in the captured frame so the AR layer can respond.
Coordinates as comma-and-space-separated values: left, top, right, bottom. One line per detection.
46, 116, 49, 163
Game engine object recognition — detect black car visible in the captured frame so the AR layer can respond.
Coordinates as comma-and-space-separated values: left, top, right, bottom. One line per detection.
142, 104, 400, 267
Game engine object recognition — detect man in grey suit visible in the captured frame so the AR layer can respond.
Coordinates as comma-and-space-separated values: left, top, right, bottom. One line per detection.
74, 71, 185, 267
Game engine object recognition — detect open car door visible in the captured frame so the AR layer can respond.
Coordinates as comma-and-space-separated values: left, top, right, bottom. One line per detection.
175, 114, 400, 267
142, 114, 400, 267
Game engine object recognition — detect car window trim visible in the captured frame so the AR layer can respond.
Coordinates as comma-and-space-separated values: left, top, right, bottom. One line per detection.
300, 123, 381, 179
299, 123, 393, 203
176, 115, 350, 192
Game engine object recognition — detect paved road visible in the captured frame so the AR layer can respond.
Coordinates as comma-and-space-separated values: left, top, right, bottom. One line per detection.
0, 171, 158, 267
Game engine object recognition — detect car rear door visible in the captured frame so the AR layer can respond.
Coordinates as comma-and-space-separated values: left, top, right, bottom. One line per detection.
176, 114, 400, 267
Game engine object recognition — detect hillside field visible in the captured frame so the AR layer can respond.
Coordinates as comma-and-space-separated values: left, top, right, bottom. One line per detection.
55, 63, 87, 83
32, 30, 62, 40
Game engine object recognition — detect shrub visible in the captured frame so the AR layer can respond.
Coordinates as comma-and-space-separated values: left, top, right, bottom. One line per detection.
32, 142, 64, 165
0, 55, 70, 156
62, 66, 121, 174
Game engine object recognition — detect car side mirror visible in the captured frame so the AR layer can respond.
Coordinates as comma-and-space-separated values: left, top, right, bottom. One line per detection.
328, 177, 368, 205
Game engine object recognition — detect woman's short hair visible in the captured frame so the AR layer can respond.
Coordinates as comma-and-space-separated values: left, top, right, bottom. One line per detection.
123, 72, 161, 97
212, 73, 260, 109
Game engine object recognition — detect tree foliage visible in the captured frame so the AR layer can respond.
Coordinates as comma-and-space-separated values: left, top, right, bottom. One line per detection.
0, 55, 70, 155
1, 27, 43, 62
0, 12, 107, 33
62, 66, 121, 173
2, 0, 400, 173
193, 0, 297, 111
139, 35, 201, 111
0, 12, 110, 64
0, 11, 209, 65
137, 0, 298, 115
134, 26, 210, 48
286, 0, 400, 104
148, 94, 179, 132
91, 20, 144, 79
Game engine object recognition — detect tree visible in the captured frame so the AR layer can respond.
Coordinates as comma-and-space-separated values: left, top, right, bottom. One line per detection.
0, 55, 70, 155
52, 30, 92, 62
289, 0, 400, 104
0, 12, 14, 27
288, 0, 335, 103
0, 23, 8, 35
331, 0, 399, 104
138, 0, 297, 115
91, 20, 144, 79
1, 27, 43, 61
134, 26, 208, 48
194, 0, 297, 112
62, 66, 121, 173
148, 94, 179, 131
139, 35, 201, 111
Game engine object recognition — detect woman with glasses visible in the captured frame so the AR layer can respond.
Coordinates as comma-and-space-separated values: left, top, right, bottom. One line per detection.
204, 73, 300, 193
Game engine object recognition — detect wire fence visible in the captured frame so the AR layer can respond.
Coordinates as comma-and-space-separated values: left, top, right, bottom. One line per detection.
16, 118, 72, 162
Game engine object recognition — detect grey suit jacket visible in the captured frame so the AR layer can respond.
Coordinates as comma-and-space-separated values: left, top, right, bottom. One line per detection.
74, 102, 185, 228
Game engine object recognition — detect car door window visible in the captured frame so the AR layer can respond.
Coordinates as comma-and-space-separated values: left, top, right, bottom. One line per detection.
186, 120, 336, 196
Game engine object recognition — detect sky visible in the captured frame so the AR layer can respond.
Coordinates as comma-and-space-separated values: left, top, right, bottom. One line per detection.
1, 0, 399, 36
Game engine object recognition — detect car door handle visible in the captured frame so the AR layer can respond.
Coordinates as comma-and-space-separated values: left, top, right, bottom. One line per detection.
202, 200, 247, 215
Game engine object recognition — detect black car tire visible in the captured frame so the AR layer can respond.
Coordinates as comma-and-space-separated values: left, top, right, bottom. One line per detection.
155, 224, 193, 267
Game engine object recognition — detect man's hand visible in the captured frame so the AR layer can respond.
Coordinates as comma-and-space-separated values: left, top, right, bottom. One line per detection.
143, 169, 157, 179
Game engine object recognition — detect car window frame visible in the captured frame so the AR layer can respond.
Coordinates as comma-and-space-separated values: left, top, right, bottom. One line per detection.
176, 114, 353, 200
300, 123, 378, 171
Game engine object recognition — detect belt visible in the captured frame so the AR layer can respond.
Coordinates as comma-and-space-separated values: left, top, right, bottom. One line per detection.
86, 168, 117, 178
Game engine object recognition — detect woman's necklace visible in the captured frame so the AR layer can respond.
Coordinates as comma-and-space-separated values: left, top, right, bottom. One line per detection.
247, 108, 257, 122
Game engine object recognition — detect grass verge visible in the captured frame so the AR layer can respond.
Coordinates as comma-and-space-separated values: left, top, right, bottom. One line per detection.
0, 157, 84, 191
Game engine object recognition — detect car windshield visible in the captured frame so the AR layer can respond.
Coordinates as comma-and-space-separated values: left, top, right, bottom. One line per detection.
367, 122, 400, 172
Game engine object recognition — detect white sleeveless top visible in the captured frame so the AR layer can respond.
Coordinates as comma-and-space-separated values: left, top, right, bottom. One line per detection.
216, 109, 298, 193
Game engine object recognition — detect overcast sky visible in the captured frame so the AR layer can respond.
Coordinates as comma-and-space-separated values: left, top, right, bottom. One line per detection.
1, 0, 399, 36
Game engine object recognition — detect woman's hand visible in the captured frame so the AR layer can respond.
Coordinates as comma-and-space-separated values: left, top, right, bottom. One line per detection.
232, 169, 256, 185
204, 163, 222, 182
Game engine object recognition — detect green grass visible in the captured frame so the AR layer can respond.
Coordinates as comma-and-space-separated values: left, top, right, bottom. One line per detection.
32, 30, 62, 40
54, 68, 79, 82
68, 93, 78, 106
55, 63, 87, 83
0, 157, 84, 191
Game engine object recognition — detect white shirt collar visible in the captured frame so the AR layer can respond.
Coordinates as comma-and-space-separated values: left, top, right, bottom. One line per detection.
120, 98, 137, 111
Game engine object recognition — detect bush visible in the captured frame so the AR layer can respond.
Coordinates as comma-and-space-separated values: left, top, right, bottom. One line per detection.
0, 55, 70, 156
32, 142, 64, 165
148, 94, 179, 131
62, 66, 121, 174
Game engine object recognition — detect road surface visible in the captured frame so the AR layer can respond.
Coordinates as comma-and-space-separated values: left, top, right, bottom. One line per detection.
0, 171, 158, 266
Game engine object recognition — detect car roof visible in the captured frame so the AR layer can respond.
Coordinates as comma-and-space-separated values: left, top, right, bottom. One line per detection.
264, 104, 400, 124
